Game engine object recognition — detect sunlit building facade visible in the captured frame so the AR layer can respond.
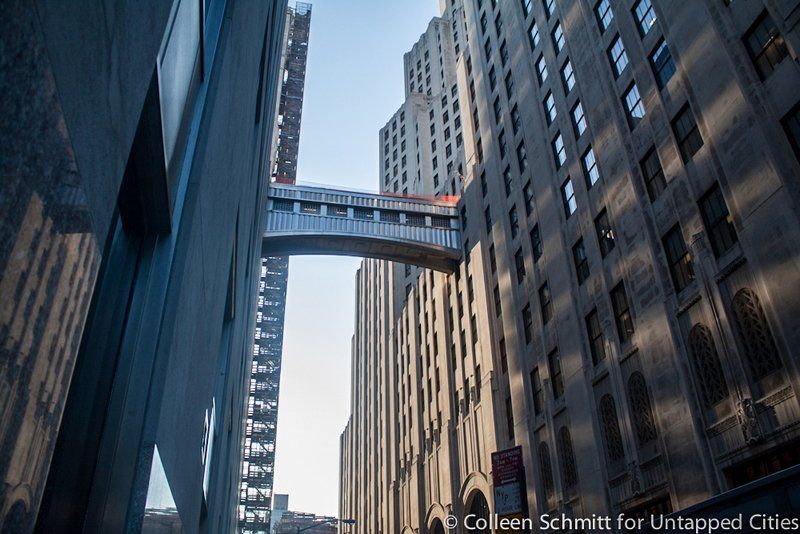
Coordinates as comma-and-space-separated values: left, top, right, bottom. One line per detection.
340, 0, 800, 532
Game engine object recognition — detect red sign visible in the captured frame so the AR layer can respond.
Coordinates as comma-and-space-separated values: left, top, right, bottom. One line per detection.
491, 446, 523, 486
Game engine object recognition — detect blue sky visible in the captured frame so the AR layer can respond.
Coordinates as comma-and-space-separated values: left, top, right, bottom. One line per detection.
272, 0, 440, 517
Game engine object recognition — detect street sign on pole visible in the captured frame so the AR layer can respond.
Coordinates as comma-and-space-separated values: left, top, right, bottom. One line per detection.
491, 446, 529, 533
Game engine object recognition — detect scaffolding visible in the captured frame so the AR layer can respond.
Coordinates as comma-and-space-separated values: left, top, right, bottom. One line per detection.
239, 3, 311, 533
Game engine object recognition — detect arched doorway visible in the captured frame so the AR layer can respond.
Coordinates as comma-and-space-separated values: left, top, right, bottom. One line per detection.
430, 517, 445, 534
466, 490, 490, 533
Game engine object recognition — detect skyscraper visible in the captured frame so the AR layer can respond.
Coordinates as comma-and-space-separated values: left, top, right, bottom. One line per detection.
340, 0, 800, 532
239, 3, 312, 533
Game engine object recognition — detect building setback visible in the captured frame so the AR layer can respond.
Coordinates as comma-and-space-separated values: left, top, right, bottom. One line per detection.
0, 0, 289, 531
340, 0, 800, 532
240, 3, 312, 533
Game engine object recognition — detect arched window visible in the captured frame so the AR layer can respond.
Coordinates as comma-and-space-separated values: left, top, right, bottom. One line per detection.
731, 288, 782, 380
558, 427, 578, 489
599, 394, 624, 463
538, 441, 554, 497
688, 324, 729, 407
430, 519, 445, 534
467, 491, 490, 533
627, 372, 658, 446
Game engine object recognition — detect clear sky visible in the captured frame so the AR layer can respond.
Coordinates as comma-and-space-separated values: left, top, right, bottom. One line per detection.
272, 0, 440, 517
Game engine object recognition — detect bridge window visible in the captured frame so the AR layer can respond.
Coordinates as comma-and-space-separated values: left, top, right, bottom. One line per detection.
328, 206, 347, 217
380, 210, 400, 223
300, 202, 320, 215
329, 205, 348, 217
353, 208, 374, 220
273, 199, 293, 212
406, 213, 426, 226
431, 215, 450, 228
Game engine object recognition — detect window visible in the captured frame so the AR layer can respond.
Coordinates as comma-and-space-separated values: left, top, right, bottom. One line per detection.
529, 21, 540, 50
632, 0, 656, 36
531, 368, 543, 415
498, 129, 507, 158
672, 104, 704, 162
595, 208, 616, 257
494, 285, 502, 317
558, 427, 578, 489
354, 208, 374, 220
489, 243, 497, 272
650, 39, 675, 89
481, 171, 488, 196
586, 308, 606, 365
571, 101, 587, 137
688, 324, 729, 407
480, 11, 488, 34
595, 0, 614, 32
530, 225, 543, 262
662, 225, 694, 292
582, 147, 600, 187
561, 59, 575, 93
699, 184, 738, 257
782, 102, 800, 163
744, 11, 788, 80
538, 442, 554, 497
517, 141, 528, 173
515, 247, 526, 283
543, 0, 554, 18
273, 199, 294, 212
572, 238, 589, 284
599, 395, 624, 463
548, 349, 563, 398
489, 65, 497, 91
536, 55, 548, 84
500, 40, 509, 66
627, 372, 658, 446
506, 397, 515, 440
553, 133, 567, 169
511, 104, 522, 135
623, 83, 645, 128
731, 288, 783, 381
640, 147, 666, 201
561, 177, 576, 216
611, 282, 634, 342
495, 13, 503, 37
505, 72, 514, 99
503, 166, 512, 196
500, 338, 508, 372
552, 22, 565, 53
544, 91, 557, 124
523, 181, 534, 215
508, 206, 519, 238
608, 35, 628, 77
485, 206, 493, 233
329, 205, 348, 217
539, 282, 552, 324
522, 304, 533, 343
521, 0, 532, 17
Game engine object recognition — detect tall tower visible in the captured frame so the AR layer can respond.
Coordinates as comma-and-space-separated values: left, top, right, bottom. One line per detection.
341, 0, 800, 532
240, 3, 311, 533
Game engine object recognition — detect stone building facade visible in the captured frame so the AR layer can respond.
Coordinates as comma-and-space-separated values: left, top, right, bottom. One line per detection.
340, 0, 800, 532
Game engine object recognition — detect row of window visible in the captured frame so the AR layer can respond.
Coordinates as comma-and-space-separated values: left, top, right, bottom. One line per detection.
271, 199, 453, 228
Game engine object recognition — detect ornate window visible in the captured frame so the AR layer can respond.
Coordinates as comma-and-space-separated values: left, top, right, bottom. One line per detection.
538, 441, 555, 497
688, 324, 729, 407
599, 394, 624, 463
558, 427, 578, 489
628, 372, 658, 446
731, 288, 782, 380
